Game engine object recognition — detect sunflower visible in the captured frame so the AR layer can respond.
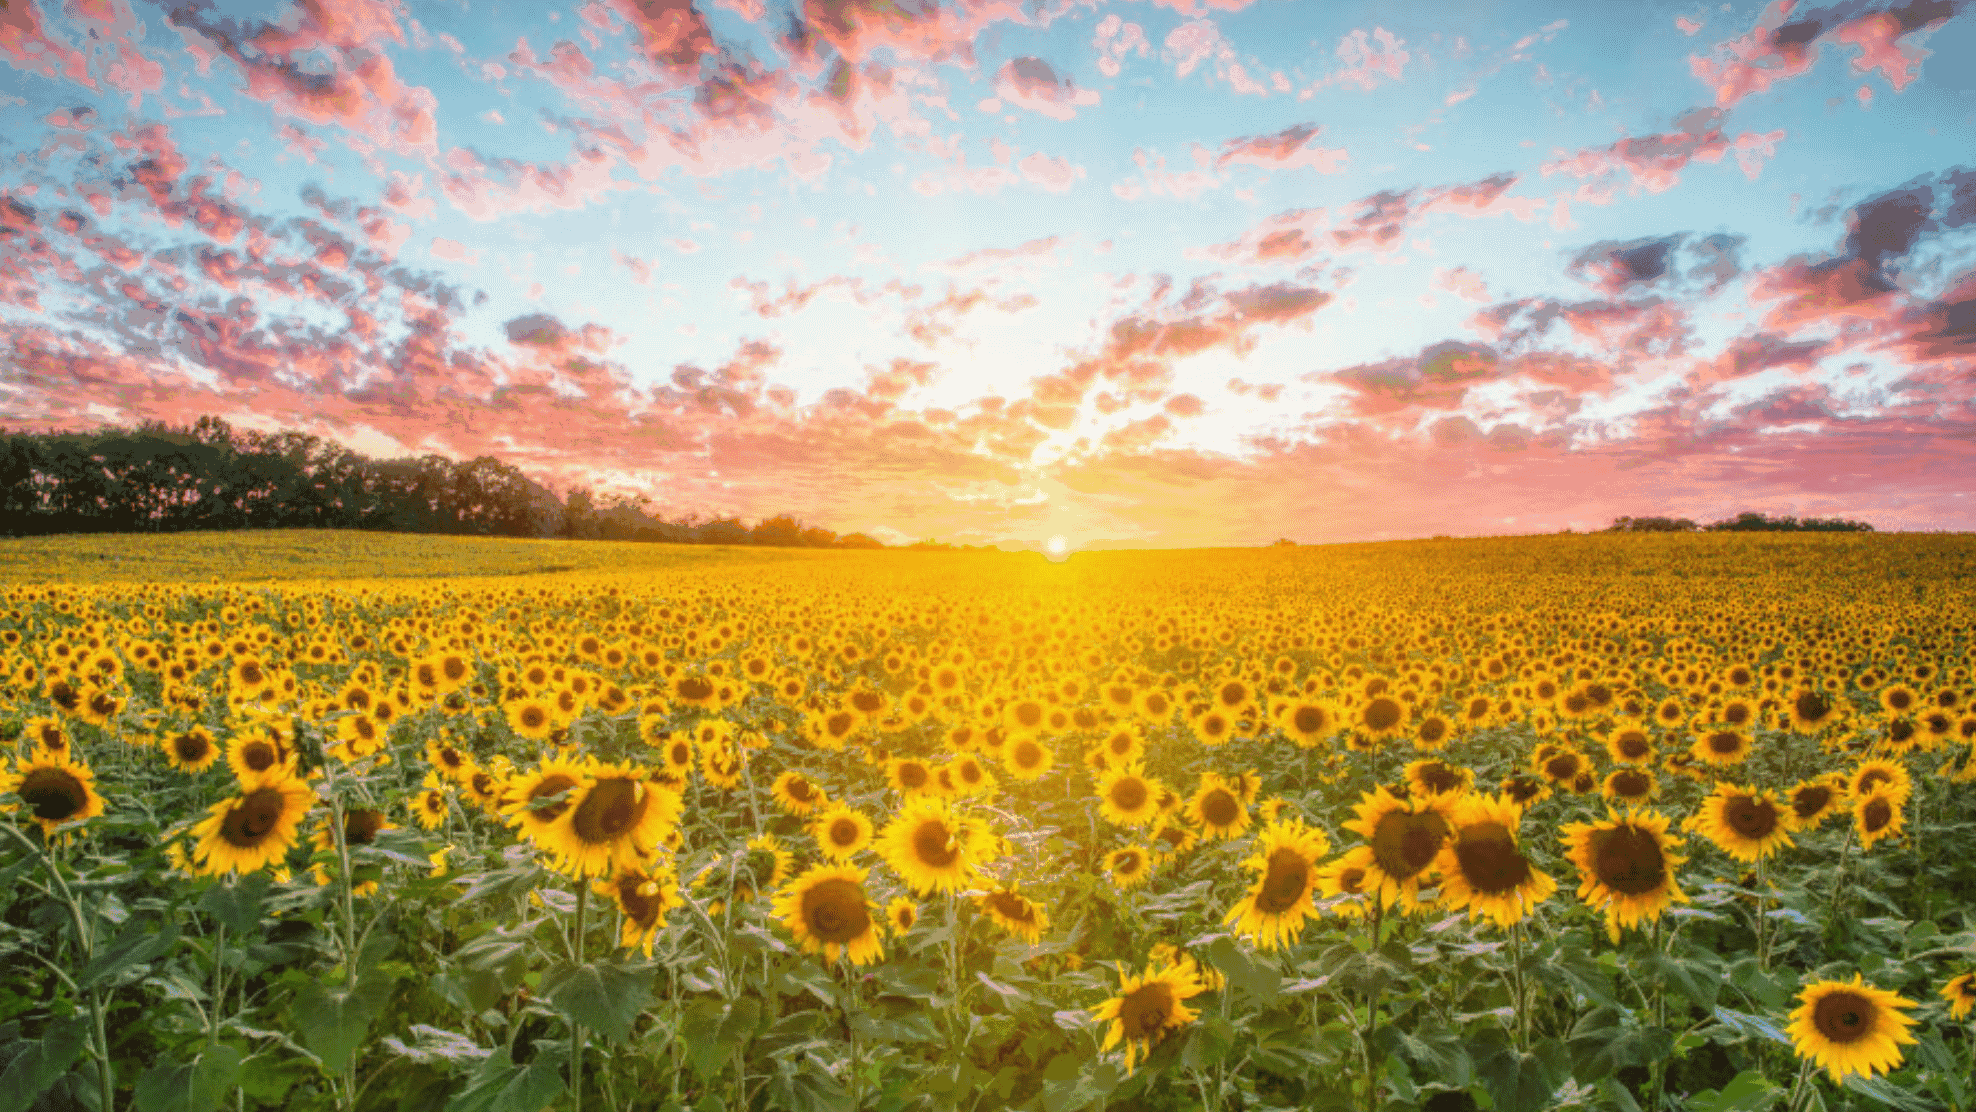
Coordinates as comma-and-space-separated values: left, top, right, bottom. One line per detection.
877, 797, 984, 896
506, 696, 557, 742
1090, 959, 1207, 1076
189, 769, 313, 877
978, 885, 1049, 944
598, 865, 682, 958
3, 750, 106, 838
774, 863, 883, 965
1223, 816, 1331, 950
74, 685, 124, 729
1787, 976, 1918, 1084
1186, 774, 1252, 841
1690, 728, 1752, 767
1403, 759, 1473, 801
1277, 699, 1341, 748
162, 726, 222, 773
1786, 776, 1845, 828
229, 730, 293, 780
412, 777, 450, 831
309, 807, 392, 895
739, 832, 795, 893
1689, 783, 1794, 863
1413, 712, 1454, 751
1500, 773, 1551, 808
701, 744, 744, 791
814, 804, 874, 861
1316, 847, 1375, 919
1786, 687, 1845, 733
950, 754, 995, 797
772, 770, 826, 816
886, 896, 918, 936
1846, 759, 1912, 804
1097, 765, 1164, 828
1149, 821, 1198, 863
1561, 808, 1687, 939
887, 757, 934, 796
1190, 709, 1236, 747
1341, 786, 1453, 911
543, 762, 682, 879
1942, 972, 1976, 1022
1004, 737, 1053, 780
20, 717, 66, 757
1852, 788, 1905, 852
1095, 727, 1146, 767
499, 756, 592, 848
1106, 846, 1152, 890
1348, 694, 1409, 746
1435, 794, 1556, 928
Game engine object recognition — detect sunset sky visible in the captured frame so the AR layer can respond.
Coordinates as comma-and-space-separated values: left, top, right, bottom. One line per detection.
2, 0, 1972, 549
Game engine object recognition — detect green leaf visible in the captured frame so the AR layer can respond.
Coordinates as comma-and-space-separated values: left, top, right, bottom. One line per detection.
1842, 1074, 1936, 1112
380, 1026, 494, 1071
766, 1056, 844, 1112
1377, 1020, 1471, 1088
539, 960, 652, 1044
448, 927, 536, 1014
1205, 936, 1282, 1003
132, 1046, 243, 1112
0, 1015, 91, 1112
1711, 1007, 1790, 1046
1685, 1070, 1781, 1112
1646, 951, 1720, 1010
1479, 1045, 1557, 1112
196, 874, 270, 935
683, 999, 731, 1079
293, 971, 393, 1074
444, 1046, 568, 1112
78, 921, 178, 989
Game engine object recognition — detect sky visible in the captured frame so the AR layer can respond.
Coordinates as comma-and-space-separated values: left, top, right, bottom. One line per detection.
1, 0, 1972, 550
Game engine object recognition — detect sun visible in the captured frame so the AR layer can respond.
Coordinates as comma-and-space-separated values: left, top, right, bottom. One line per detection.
1046, 535, 1069, 560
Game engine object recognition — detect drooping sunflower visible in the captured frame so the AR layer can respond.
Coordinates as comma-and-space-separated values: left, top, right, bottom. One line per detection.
1097, 764, 1165, 828
773, 863, 883, 965
814, 804, 874, 861
877, 796, 984, 896
3, 750, 106, 838
1186, 773, 1253, 841
1786, 776, 1845, 828
886, 896, 918, 936
189, 769, 313, 877
1090, 959, 1207, 1076
1846, 759, 1912, 804
1500, 773, 1551, 808
1601, 767, 1659, 806
412, 773, 451, 831
1341, 785, 1454, 911
1941, 972, 1976, 1022
1106, 846, 1152, 890
1435, 793, 1556, 928
599, 865, 682, 958
1852, 787, 1905, 852
738, 832, 794, 896
1785, 687, 1845, 734
771, 770, 826, 816
1222, 816, 1331, 950
163, 726, 222, 773
544, 761, 682, 879
1315, 847, 1375, 919
1690, 728, 1752, 767
1149, 821, 1198, 864
1535, 746, 1589, 789
1003, 737, 1054, 781
1689, 783, 1794, 863
978, 884, 1049, 944
1787, 975, 1918, 1084
1561, 808, 1687, 939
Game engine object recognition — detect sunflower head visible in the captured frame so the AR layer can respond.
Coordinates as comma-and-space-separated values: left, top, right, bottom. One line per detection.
3, 750, 106, 838
1089, 960, 1208, 1075
1941, 972, 1976, 1022
1689, 783, 1793, 863
1787, 975, 1918, 1084
1222, 816, 1330, 950
1341, 786, 1453, 910
773, 863, 883, 965
978, 885, 1049, 944
1561, 808, 1687, 940
813, 804, 874, 861
1435, 793, 1555, 928
1098, 765, 1164, 828
877, 797, 984, 896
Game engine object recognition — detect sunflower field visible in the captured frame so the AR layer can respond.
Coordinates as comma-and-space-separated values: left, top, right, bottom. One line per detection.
2, 529, 1974, 1112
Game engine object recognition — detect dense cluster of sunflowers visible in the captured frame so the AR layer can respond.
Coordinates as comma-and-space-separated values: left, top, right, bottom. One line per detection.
2, 532, 1975, 1111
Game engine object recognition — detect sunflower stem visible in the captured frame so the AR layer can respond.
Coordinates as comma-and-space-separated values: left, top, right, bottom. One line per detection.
4, 821, 116, 1112
1363, 901, 1383, 1112
209, 919, 226, 1049
1783, 1056, 1815, 1112
325, 782, 361, 1112
1509, 919, 1528, 1052
571, 883, 588, 1112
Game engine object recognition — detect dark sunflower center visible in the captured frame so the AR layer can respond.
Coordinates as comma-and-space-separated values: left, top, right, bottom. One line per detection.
1791, 785, 1833, 819
1418, 764, 1461, 793
852, 691, 884, 714
1158, 827, 1188, 849
677, 677, 714, 701
241, 740, 277, 771
1419, 718, 1448, 744
1014, 741, 1043, 768
898, 762, 929, 790
1291, 706, 1325, 733
912, 820, 959, 868
520, 706, 547, 729
988, 891, 1035, 923
1610, 770, 1652, 799
1590, 825, 1666, 896
1015, 703, 1043, 728
1372, 811, 1448, 879
221, 788, 286, 847
528, 774, 580, 821
1338, 867, 1368, 895
345, 809, 386, 845
20, 768, 87, 821
827, 713, 856, 738
1505, 777, 1542, 804
787, 778, 814, 801
1812, 991, 1875, 1044
1255, 847, 1310, 913
802, 878, 870, 943
573, 779, 643, 844
1363, 698, 1401, 731
1200, 788, 1240, 828
959, 762, 982, 784
1617, 734, 1650, 759
1455, 822, 1530, 894
172, 734, 212, 763
830, 819, 861, 846
1545, 754, 1581, 781
1707, 732, 1743, 755
1113, 850, 1144, 874
1795, 692, 1830, 722
1857, 769, 1893, 793
1120, 983, 1176, 1038
1110, 778, 1149, 812
1724, 704, 1751, 726
1861, 798, 1893, 833
1723, 796, 1777, 839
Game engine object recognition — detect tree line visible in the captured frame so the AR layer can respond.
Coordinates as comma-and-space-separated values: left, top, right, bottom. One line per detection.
0, 417, 883, 547
1606, 512, 1875, 533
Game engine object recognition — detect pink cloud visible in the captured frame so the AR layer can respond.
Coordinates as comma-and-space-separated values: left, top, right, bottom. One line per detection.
1094, 14, 1150, 78
1214, 123, 1349, 174
1540, 108, 1787, 194
431, 237, 479, 264
1434, 266, 1491, 303
1018, 151, 1082, 193
1, 0, 93, 87
1331, 27, 1411, 91
994, 56, 1100, 121
1677, 16, 1704, 35
1687, 0, 1959, 109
